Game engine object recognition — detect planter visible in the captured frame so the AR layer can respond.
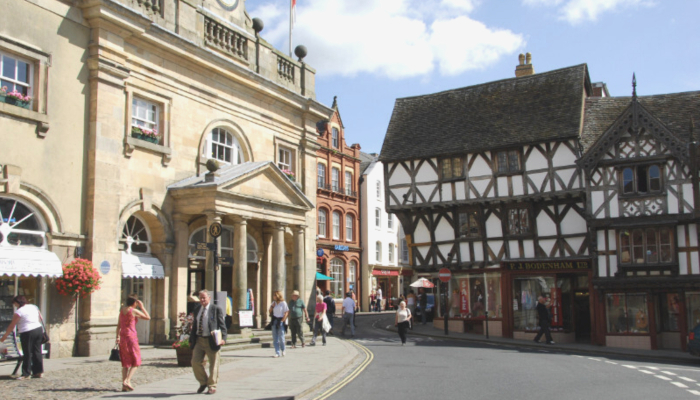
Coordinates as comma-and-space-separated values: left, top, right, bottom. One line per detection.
145, 136, 159, 144
1, 95, 31, 109
175, 347, 192, 367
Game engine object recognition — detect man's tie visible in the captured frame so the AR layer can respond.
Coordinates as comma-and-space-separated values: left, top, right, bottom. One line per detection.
198, 307, 205, 336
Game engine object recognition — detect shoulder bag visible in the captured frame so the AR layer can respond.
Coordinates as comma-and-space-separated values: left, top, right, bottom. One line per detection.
36, 305, 50, 344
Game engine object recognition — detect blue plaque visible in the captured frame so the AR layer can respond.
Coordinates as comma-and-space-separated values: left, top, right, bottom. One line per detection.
316, 248, 324, 257
100, 260, 110, 275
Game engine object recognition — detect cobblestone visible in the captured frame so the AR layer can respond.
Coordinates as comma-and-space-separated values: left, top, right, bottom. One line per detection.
1, 355, 236, 399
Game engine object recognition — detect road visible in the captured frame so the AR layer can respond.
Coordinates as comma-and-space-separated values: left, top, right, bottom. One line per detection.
328, 314, 700, 400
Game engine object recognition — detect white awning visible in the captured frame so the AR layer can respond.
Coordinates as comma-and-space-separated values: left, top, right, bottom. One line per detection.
121, 252, 165, 279
0, 247, 63, 277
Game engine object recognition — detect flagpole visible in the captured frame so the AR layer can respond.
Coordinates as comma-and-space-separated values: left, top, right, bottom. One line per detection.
289, 0, 293, 57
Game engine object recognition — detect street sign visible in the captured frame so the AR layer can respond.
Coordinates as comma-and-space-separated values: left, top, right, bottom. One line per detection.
209, 222, 223, 238
438, 268, 451, 283
220, 256, 234, 265
197, 242, 217, 251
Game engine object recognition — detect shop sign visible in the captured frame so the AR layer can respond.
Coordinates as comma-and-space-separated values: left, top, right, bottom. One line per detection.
550, 288, 563, 327
503, 260, 591, 271
459, 279, 469, 314
372, 270, 399, 276
334, 245, 349, 251
239, 310, 253, 327
317, 248, 325, 257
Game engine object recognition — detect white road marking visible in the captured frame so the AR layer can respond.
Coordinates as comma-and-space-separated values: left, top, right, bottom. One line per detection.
623, 365, 638, 369
646, 366, 660, 370
689, 390, 700, 396
672, 382, 689, 388
639, 370, 655, 375
654, 375, 672, 381
605, 361, 618, 365
680, 377, 697, 382
661, 371, 677, 376
588, 357, 601, 361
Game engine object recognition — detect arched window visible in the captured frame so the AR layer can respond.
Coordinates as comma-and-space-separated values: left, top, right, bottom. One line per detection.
0, 197, 46, 248
209, 127, 243, 165
188, 226, 257, 262
318, 163, 326, 188
332, 211, 340, 240
388, 243, 394, 262
119, 215, 151, 254
345, 215, 353, 241
375, 241, 382, 263
330, 258, 344, 298
318, 210, 327, 238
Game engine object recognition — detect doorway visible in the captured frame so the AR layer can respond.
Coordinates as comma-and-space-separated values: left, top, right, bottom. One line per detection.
573, 291, 591, 342
121, 278, 151, 344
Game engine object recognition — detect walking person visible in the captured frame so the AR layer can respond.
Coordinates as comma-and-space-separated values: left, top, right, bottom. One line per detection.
269, 290, 289, 357
376, 286, 383, 312
350, 289, 358, 328
0, 295, 46, 380
310, 295, 328, 346
533, 295, 555, 344
369, 290, 376, 312
394, 301, 412, 345
116, 294, 151, 391
419, 288, 428, 325
341, 292, 356, 337
407, 290, 417, 316
288, 290, 310, 348
323, 290, 336, 335
191, 290, 227, 395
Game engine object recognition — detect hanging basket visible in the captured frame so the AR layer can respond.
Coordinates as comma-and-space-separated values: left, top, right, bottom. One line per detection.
55, 259, 102, 298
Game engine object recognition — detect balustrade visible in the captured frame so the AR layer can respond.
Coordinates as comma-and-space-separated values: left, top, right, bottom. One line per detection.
204, 17, 249, 62
277, 56, 295, 82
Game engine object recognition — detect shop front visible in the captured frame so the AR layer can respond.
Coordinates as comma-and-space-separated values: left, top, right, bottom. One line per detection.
434, 271, 503, 336
371, 268, 413, 310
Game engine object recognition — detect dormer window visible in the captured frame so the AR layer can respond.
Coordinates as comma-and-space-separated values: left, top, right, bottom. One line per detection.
621, 165, 661, 195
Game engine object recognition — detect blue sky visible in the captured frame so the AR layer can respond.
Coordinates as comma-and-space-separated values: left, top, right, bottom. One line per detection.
248, 0, 700, 154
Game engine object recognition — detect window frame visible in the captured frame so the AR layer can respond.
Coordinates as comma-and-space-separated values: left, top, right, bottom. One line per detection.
345, 171, 353, 195
401, 239, 409, 262
388, 243, 394, 262
278, 147, 293, 172
618, 226, 674, 266
332, 211, 341, 240
345, 214, 353, 242
375, 241, 382, 263
506, 206, 532, 237
209, 127, 244, 165
440, 156, 464, 181
330, 258, 345, 298
331, 167, 340, 192
375, 208, 381, 228
131, 96, 159, 133
495, 149, 522, 176
317, 163, 326, 189
376, 180, 382, 199
387, 213, 394, 230
458, 209, 482, 238
318, 209, 327, 238
0, 51, 33, 99
332, 127, 339, 148
619, 164, 663, 197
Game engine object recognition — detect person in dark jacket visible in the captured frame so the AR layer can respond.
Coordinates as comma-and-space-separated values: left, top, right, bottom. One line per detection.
533, 295, 555, 344
323, 290, 336, 335
190, 290, 227, 395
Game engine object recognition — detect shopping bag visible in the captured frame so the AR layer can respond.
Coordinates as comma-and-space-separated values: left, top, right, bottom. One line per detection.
322, 313, 331, 333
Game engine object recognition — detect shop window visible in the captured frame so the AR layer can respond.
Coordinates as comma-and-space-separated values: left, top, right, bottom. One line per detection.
621, 165, 662, 195
440, 157, 464, 180
317, 163, 326, 188
496, 150, 521, 174
209, 127, 243, 165
507, 207, 531, 235
659, 293, 680, 332
318, 210, 327, 238
331, 168, 340, 191
618, 227, 673, 265
332, 211, 340, 240
345, 215, 353, 242
349, 261, 356, 291
278, 147, 292, 173
401, 239, 409, 262
0, 197, 45, 248
119, 215, 151, 254
332, 127, 339, 148
330, 258, 344, 298
457, 272, 502, 319
345, 171, 353, 195
388, 244, 394, 262
512, 277, 556, 331
686, 292, 700, 330
605, 293, 648, 334
458, 210, 481, 237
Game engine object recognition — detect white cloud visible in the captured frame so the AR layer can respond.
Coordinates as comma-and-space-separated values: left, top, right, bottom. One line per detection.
523, 0, 654, 24
249, 0, 524, 79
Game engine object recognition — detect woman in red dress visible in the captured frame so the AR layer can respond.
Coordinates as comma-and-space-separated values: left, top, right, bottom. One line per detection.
115, 294, 150, 392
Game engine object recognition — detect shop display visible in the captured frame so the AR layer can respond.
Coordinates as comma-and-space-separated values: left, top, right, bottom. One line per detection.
605, 293, 648, 333
0, 280, 15, 336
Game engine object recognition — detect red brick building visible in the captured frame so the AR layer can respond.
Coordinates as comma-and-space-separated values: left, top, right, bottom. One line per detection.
315, 98, 362, 306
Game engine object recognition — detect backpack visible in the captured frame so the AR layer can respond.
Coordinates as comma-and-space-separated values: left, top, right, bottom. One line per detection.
324, 296, 336, 314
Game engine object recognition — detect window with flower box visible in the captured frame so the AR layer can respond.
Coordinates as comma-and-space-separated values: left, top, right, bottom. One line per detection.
0, 52, 32, 108
131, 97, 160, 144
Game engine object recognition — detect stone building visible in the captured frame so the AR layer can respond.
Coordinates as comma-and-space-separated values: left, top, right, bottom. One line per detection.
1, 0, 327, 357
314, 98, 361, 309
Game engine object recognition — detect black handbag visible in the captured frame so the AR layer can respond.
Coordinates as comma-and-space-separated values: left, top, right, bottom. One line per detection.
37, 306, 50, 344
109, 344, 121, 362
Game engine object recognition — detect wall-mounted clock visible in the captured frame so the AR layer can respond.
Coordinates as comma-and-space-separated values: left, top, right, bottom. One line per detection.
217, 0, 239, 11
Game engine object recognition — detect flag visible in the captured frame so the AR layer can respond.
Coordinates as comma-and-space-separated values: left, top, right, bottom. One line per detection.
291, 0, 297, 28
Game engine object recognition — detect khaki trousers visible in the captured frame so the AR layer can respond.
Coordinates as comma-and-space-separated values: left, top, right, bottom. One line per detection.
192, 337, 221, 389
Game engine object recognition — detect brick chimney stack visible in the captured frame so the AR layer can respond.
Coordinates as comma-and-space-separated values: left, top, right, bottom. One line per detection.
515, 52, 534, 77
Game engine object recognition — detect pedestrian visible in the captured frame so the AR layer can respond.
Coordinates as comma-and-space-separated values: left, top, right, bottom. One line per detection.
323, 290, 336, 335
311, 295, 328, 346
407, 290, 417, 316
533, 295, 555, 344
269, 290, 289, 357
419, 288, 428, 325
0, 295, 46, 380
288, 290, 310, 348
394, 301, 412, 345
376, 286, 383, 312
116, 294, 151, 391
369, 290, 376, 312
341, 292, 356, 337
190, 290, 227, 395
350, 289, 358, 328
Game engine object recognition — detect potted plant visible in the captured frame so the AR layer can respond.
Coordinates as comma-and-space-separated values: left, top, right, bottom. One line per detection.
141, 128, 159, 144
172, 312, 193, 366
2, 87, 32, 109
131, 126, 143, 139
281, 169, 295, 182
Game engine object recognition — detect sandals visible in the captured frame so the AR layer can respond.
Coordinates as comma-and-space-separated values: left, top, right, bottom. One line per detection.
122, 383, 134, 392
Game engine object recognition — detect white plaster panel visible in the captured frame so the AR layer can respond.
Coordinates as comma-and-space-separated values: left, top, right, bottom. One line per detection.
692, 252, 699, 275
414, 220, 430, 243
416, 184, 435, 203
488, 241, 503, 260
536, 212, 556, 237
460, 243, 470, 261
509, 240, 520, 258
390, 163, 412, 185
540, 239, 556, 256
469, 154, 491, 176
472, 179, 490, 198
609, 256, 617, 277
690, 224, 698, 246
390, 187, 410, 206
529, 172, 547, 192
609, 193, 619, 218
415, 161, 438, 183
523, 240, 535, 258
560, 210, 587, 235
526, 149, 548, 171
598, 256, 607, 277
608, 230, 617, 251
497, 177, 508, 198
684, 183, 694, 211
552, 145, 576, 168
668, 191, 679, 214
486, 214, 502, 238
592, 191, 604, 217
473, 242, 484, 261
557, 168, 575, 190
680, 254, 688, 275
438, 244, 453, 262
435, 218, 454, 242
677, 225, 686, 247
597, 230, 606, 249
455, 181, 466, 201
441, 183, 453, 202
512, 175, 524, 196
643, 142, 655, 155
567, 236, 585, 254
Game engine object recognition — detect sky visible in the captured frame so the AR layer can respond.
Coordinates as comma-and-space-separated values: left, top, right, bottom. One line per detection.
247, 0, 700, 154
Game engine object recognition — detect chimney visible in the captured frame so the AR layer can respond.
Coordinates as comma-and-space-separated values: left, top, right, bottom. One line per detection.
515, 52, 534, 77
591, 82, 610, 97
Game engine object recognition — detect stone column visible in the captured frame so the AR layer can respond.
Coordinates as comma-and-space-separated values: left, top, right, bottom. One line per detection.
171, 215, 190, 337
261, 225, 273, 325
293, 225, 306, 296
231, 217, 248, 330
254, 252, 263, 328
272, 223, 287, 295
205, 213, 223, 293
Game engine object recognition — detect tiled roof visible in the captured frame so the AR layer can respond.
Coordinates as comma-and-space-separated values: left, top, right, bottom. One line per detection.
379, 64, 590, 162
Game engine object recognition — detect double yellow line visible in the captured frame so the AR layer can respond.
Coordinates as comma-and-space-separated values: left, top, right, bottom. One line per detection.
312, 340, 374, 400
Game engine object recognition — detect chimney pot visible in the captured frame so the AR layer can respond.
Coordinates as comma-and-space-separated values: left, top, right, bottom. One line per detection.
515, 53, 534, 77
518, 53, 525, 66
525, 52, 532, 65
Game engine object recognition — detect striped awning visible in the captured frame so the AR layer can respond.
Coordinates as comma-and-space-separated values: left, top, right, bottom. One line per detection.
0, 247, 63, 277
121, 252, 165, 279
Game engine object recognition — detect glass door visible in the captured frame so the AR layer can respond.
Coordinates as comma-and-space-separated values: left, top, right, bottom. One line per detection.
129, 278, 151, 344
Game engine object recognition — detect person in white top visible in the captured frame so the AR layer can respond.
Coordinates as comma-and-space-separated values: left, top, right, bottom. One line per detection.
268, 291, 289, 358
394, 301, 412, 345
376, 287, 383, 312
341, 292, 356, 337
0, 295, 45, 379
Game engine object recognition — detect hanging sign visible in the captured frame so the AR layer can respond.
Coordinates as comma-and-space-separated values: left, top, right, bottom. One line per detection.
317, 248, 325, 257
209, 222, 223, 238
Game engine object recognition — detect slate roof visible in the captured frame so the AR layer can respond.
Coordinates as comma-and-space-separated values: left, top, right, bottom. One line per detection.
581, 91, 700, 152
379, 64, 591, 162
359, 152, 378, 175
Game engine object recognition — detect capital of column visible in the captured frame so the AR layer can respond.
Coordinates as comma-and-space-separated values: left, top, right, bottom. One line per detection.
205, 212, 224, 224
294, 224, 307, 233
233, 216, 251, 226
275, 222, 288, 231
171, 213, 190, 224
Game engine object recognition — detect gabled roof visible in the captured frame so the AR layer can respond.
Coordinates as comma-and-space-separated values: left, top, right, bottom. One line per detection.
379, 64, 591, 162
360, 152, 378, 175
579, 91, 700, 169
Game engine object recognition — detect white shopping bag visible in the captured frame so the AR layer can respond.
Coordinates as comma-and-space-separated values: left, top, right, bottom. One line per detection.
322, 313, 331, 333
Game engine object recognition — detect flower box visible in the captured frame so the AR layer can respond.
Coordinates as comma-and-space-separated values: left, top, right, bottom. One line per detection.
1, 95, 31, 110
131, 127, 160, 145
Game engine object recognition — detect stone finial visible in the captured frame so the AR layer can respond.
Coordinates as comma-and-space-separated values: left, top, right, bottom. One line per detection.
206, 159, 220, 173
332, 96, 338, 109
294, 45, 307, 62
252, 18, 264, 34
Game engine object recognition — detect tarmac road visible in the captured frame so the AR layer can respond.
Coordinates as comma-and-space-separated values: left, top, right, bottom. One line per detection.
329, 313, 700, 400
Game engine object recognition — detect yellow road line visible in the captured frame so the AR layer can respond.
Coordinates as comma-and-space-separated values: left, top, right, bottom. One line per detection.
313, 340, 374, 400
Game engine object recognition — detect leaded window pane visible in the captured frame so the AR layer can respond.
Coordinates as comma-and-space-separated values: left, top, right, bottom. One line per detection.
452, 157, 462, 178
645, 228, 658, 263
649, 166, 661, 191
442, 158, 452, 179
623, 168, 634, 194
